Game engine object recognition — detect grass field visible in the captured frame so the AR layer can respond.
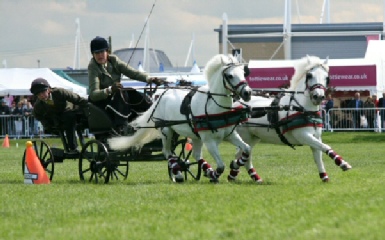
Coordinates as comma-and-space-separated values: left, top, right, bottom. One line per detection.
1, 132, 385, 240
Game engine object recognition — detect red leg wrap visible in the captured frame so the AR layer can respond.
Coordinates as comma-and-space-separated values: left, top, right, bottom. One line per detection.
319, 172, 328, 178
227, 168, 240, 181
198, 159, 211, 172
248, 168, 261, 181
235, 152, 249, 167
326, 150, 342, 166
168, 156, 180, 175
319, 172, 329, 182
198, 159, 214, 178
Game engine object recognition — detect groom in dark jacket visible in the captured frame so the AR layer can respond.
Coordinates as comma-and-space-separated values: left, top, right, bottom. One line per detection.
378, 92, 385, 129
347, 92, 364, 129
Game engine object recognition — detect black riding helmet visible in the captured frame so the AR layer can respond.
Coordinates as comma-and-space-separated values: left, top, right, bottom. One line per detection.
30, 78, 50, 95
90, 36, 109, 54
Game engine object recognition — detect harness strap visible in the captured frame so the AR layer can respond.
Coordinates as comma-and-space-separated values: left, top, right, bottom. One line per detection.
273, 121, 296, 150
180, 89, 201, 138
205, 93, 217, 133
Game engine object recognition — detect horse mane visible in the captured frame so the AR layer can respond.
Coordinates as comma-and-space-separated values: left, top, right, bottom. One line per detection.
204, 54, 238, 81
288, 55, 329, 91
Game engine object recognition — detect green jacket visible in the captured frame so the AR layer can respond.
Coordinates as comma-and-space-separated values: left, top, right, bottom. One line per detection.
88, 54, 150, 101
33, 88, 88, 128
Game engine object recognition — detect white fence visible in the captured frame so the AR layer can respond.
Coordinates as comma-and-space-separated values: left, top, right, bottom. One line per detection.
325, 107, 383, 132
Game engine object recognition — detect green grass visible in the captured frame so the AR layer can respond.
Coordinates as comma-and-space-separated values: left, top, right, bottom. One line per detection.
1, 132, 385, 240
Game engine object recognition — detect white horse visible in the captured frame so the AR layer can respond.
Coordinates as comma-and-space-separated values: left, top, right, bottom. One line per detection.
233, 55, 352, 182
108, 54, 257, 183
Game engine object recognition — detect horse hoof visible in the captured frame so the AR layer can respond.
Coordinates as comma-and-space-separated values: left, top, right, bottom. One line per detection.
227, 176, 236, 182
322, 176, 329, 182
255, 178, 263, 184
210, 178, 219, 184
172, 172, 184, 183
175, 177, 184, 183
340, 162, 352, 171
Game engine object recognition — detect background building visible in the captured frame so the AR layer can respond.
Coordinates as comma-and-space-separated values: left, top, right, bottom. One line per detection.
215, 22, 384, 62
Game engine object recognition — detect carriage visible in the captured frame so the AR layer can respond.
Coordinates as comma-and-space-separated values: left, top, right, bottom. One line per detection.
21, 85, 201, 184
21, 54, 253, 184
22, 54, 347, 185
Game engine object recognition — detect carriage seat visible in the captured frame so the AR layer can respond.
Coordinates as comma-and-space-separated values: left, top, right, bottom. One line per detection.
85, 103, 114, 133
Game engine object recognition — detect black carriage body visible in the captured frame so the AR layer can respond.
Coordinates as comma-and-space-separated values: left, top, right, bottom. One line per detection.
22, 88, 197, 184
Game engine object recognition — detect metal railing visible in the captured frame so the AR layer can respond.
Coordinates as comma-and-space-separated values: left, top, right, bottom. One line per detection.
325, 107, 383, 132
0, 115, 44, 138
0, 108, 384, 139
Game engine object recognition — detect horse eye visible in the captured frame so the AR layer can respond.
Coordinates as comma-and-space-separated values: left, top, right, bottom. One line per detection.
225, 74, 233, 79
306, 73, 313, 80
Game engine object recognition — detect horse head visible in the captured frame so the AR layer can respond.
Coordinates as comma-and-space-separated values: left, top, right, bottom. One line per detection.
289, 55, 329, 106
220, 55, 252, 102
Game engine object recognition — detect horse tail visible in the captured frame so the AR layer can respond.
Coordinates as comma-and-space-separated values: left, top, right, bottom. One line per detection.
107, 101, 160, 151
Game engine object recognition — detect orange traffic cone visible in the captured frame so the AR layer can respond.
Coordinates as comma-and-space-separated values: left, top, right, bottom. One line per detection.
24, 141, 50, 184
2, 134, 9, 148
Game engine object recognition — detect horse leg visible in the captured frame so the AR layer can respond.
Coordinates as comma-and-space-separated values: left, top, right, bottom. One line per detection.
191, 140, 218, 181
200, 138, 225, 183
162, 128, 184, 182
310, 146, 329, 182
307, 138, 352, 171
226, 132, 262, 183
292, 130, 352, 177
325, 149, 352, 171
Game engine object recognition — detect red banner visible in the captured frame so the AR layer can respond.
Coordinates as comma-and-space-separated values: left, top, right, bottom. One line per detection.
247, 65, 377, 89
247, 67, 293, 89
329, 65, 376, 87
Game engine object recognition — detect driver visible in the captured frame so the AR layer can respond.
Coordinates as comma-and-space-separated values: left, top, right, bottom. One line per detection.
88, 36, 164, 134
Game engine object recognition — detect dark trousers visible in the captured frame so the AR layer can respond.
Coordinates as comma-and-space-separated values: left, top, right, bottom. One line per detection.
367, 115, 374, 128
61, 111, 78, 150
352, 111, 361, 128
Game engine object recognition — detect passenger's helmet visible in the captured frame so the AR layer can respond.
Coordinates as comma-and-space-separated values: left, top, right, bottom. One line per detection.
90, 36, 109, 53
30, 78, 50, 95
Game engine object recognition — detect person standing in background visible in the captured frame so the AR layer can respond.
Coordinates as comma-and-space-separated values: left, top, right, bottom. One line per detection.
372, 94, 379, 130
378, 92, 385, 130
324, 94, 334, 130
364, 96, 375, 129
348, 92, 364, 129
0, 99, 11, 135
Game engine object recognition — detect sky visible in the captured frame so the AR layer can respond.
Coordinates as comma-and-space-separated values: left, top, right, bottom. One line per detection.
0, 0, 383, 69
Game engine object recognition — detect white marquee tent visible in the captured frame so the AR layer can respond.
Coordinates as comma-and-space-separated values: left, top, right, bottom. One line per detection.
0, 68, 88, 98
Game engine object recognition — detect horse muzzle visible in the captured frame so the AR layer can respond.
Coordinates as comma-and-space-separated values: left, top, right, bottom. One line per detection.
311, 91, 325, 105
239, 85, 252, 102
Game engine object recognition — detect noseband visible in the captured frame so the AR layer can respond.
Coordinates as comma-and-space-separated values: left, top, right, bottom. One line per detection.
222, 63, 248, 96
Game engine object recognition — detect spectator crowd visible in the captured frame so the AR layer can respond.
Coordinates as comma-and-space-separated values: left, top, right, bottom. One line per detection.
0, 95, 41, 137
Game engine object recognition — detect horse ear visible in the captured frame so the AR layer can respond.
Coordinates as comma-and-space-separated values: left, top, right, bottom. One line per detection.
306, 54, 311, 64
221, 55, 226, 65
323, 56, 329, 65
